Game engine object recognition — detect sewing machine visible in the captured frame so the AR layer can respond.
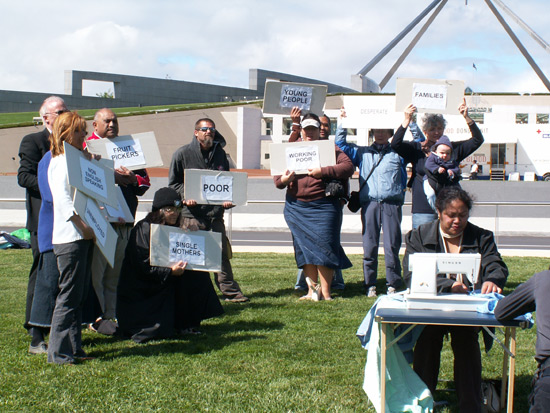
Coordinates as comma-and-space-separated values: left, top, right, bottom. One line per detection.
405, 253, 488, 311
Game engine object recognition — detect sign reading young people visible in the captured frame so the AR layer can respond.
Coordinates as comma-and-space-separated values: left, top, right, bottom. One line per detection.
279, 84, 314, 111
263, 80, 327, 115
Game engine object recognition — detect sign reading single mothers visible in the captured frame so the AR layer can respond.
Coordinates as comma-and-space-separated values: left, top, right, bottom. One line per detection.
285, 144, 320, 172
269, 140, 336, 176
184, 169, 248, 206
280, 84, 313, 111
104, 138, 146, 169
85, 132, 164, 171
169, 232, 206, 266
149, 224, 222, 272
395, 78, 464, 115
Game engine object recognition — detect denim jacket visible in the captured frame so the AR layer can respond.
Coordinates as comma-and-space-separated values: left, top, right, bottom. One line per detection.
335, 127, 405, 204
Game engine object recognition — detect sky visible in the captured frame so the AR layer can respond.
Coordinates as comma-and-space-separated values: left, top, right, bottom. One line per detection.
1, 0, 549, 97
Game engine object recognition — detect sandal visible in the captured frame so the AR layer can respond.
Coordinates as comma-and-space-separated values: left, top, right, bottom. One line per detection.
305, 277, 321, 302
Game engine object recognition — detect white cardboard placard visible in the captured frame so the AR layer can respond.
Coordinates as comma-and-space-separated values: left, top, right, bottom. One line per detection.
262, 80, 327, 115
97, 186, 134, 224
269, 140, 336, 176
395, 78, 464, 114
64, 142, 118, 207
184, 169, 248, 206
73, 190, 118, 267
149, 224, 222, 272
85, 131, 163, 170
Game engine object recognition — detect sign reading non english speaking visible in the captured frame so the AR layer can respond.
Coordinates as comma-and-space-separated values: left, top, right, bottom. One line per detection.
184, 169, 248, 206
85, 197, 108, 247
280, 84, 313, 111
104, 138, 146, 169
285, 144, 320, 172
412, 83, 448, 111
79, 157, 108, 199
169, 232, 206, 266
149, 224, 222, 272
201, 174, 233, 202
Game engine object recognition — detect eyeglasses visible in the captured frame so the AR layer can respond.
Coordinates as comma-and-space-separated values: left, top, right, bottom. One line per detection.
45, 110, 68, 116
196, 127, 216, 133
161, 205, 182, 214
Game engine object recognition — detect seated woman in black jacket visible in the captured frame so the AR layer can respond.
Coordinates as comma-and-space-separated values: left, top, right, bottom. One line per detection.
117, 187, 224, 343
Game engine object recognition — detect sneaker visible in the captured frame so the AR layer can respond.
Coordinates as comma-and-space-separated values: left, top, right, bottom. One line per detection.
387, 286, 397, 295
224, 296, 249, 303
28, 342, 47, 355
367, 286, 377, 298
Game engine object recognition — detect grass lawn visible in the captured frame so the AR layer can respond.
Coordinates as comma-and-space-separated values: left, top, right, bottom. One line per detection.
0, 250, 546, 412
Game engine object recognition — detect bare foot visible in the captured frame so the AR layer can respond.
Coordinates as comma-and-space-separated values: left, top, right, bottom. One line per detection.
299, 295, 312, 300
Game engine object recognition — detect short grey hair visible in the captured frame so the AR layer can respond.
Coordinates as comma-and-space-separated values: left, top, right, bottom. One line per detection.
39, 96, 66, 116
421, 113, 447, 132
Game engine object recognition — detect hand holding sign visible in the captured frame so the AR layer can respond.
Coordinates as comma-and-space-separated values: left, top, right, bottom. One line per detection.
171, 260, 187, 276
115, 165, 137, 187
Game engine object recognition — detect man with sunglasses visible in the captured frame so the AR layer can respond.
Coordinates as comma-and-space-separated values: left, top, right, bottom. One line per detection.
18, 96, 68, 345
85, 108, 151, 334
169, 118, 249, 303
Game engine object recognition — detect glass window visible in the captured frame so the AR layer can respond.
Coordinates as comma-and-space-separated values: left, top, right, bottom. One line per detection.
262, 117, 273, 135
516, 113, 528, 124
469, 113, 484, 124
536, 114, 549, 124
283, 117, 293, 135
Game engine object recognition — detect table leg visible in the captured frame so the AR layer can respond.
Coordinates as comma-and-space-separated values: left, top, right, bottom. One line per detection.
507, 328, 516, 413
380, 323, 387, 413
501, 328, 510, 411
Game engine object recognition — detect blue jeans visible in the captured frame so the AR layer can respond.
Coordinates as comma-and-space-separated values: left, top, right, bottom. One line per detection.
412, 213, 437, 229
295, 268, 345, 290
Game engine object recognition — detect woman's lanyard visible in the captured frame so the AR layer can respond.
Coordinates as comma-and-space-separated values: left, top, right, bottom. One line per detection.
440, 226, 464, 283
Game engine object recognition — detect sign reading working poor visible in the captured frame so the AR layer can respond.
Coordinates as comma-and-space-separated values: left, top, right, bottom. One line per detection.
269, 140, 336, 176
149, 224, 222, 272
184, 169, 248, 206
73, 190, 118, 267
86, 132, 163, 170
395, 78, 464, 114
263, 80, 327, 115
64, 142, 118, 207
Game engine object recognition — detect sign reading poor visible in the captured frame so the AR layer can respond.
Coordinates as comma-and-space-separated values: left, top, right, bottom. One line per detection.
169, 232, 206, 266
104, 139, 146, 168
280, 84, 313, 111
201, 175, 233, 202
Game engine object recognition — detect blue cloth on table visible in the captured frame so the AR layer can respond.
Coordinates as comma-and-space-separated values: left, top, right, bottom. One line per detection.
284, 195, 352, 270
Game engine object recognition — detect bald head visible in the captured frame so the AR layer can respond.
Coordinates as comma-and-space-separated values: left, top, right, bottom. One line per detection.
93, 108, 119, 139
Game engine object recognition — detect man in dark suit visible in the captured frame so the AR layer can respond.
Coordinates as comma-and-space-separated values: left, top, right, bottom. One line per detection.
18, 96, 68, 340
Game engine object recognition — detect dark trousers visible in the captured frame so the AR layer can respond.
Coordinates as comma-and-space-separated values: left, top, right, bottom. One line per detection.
24, 231, 40, 329
413, 325, 482, 412
210, 217, 244, 299
530, 361, 550, 412
47, 240, 93, 364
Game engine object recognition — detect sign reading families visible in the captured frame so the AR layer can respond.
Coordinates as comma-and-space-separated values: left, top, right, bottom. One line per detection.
280, 84, 313, 111
169, 232, 206, 266
263, 80, 327, 115
73, 190, 118, 267
104, 138, 146, 169
269, 140, 336, 176
201, 174, 233, 202
85, 132, 164, 171
184, 169, 248, 206
285, 144, 320, 172
149, 224, 222, 272
395, 78, 464, 115
64, 142, 118, 207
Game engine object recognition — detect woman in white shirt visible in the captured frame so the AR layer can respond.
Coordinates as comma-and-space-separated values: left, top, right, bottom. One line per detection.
47, 112, 96, 365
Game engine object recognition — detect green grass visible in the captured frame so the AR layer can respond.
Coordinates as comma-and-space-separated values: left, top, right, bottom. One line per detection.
0, 250, 545, 412
0, 101, 262, 129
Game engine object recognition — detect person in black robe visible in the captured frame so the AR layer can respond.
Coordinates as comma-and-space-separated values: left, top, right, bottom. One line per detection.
117, 187, 224, 343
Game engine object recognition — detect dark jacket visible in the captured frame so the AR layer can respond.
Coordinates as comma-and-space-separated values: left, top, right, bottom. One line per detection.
17, 128, 50, 232
403, 219, 508, 292
168, 132, 229, 221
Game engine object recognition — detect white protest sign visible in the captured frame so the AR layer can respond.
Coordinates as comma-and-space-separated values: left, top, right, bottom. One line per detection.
184, 169, 248, 206
279, 84, 313, 111
84, 198, 108, 247
269, 140, 336, 176
79, 157, 108, 200
104, 138, 146, 169
412, 83, 448, 111
73, 190, 118, 267
169, 232, 206, 266
65, 142, 118, 207
150, 224, 222, 272
395, 78, 464, 115
100, 186, 134, 224
285, 144, 320, 172
201, 174, 233, 202
85, 132, 163, 170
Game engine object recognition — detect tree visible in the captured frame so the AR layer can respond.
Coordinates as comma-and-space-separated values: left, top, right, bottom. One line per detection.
96, 89, 114, 99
